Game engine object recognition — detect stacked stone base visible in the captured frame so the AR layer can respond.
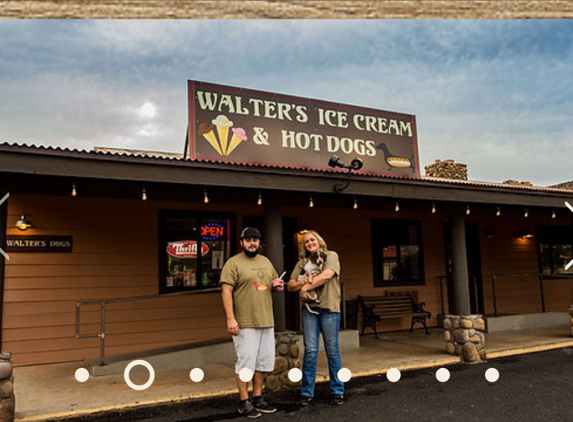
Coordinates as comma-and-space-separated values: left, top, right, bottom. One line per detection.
0, 352, 14, 422
444, 315, 486, 363
265, 331, 302, 391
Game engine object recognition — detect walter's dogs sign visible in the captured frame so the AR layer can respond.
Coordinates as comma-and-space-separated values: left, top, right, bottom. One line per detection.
6, 235, 73, 253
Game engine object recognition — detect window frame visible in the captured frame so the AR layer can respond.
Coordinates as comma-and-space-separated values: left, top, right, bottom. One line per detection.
371, 219, 425, 287
158, 210, 236, 294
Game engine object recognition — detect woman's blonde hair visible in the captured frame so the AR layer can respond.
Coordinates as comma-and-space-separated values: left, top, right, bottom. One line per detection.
298, 230, 329, 262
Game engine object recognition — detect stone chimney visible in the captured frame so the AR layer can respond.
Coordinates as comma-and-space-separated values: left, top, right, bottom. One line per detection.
424, 159, 468, 180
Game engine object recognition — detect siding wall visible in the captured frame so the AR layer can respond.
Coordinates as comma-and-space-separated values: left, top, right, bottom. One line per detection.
3, 194, 572, 366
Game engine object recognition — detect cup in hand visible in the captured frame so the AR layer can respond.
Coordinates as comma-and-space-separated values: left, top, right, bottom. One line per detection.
272, 278, 284, 290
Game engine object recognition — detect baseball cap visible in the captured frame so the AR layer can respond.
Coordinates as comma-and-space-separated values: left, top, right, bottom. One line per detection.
240, 227, 262, 239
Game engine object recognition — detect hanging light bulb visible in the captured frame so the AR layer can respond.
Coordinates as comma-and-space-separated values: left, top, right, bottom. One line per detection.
71, 183, 77, 197
394, 201, 400, 212
431, 202, 436, 214
552, 209, 556, 219
524, 208, 529, 218
353, 196, 358, 210
309, 194, 314, 208
203, 188, 209, 204
496, 207, 501, 217
141, 185, 147, 201
257, 191, 263, 206
466, 205, 471, 215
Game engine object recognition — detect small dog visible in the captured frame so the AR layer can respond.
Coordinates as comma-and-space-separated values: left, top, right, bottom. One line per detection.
301, 251, 327, 315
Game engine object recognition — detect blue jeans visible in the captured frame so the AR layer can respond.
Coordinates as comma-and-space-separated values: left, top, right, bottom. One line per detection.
301, 306, 344, 397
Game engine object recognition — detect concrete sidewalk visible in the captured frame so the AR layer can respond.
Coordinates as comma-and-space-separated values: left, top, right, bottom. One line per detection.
13, 326, 573, 422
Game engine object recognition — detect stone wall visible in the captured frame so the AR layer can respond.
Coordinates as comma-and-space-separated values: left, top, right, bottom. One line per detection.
443, 315, 486, 363
265, 331, 302, 391
0, 352, 14, 422
424, 159, 467, 180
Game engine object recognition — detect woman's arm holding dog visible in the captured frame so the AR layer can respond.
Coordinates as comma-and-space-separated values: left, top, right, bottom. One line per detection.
300, 268, 335, 294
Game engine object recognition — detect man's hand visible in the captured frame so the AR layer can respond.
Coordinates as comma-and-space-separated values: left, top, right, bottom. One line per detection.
227, 318, 240, 336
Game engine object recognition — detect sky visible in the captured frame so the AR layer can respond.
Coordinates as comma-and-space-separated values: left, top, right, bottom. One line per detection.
1, 19, 572, 186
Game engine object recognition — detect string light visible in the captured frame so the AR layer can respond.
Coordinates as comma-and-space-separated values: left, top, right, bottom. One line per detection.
431, 202, 436, 214
257, 191, 262, 206
394, 201, 400, 212
71, 183, 77, 197
466, 205, 471, 215
203, 188, 209, 204
524, 208, 529, 218
141, 185, 147, 201
552, 209, 556, 219
353, 196, 358, 210
309, 194, 314, 208
496, 207, 501, 217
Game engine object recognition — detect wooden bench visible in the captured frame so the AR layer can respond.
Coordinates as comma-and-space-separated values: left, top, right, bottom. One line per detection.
357, 294, 431, 338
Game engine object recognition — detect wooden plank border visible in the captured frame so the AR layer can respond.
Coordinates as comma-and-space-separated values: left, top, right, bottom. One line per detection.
1, 1, 573, 19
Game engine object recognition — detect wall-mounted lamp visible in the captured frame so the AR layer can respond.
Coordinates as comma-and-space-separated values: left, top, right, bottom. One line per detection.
203, 188, 209, 204
328, 154, 364, 193
15, 215, 32, 231
520, 231, 535, 239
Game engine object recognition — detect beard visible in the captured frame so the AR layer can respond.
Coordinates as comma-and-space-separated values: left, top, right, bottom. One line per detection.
243, 247, 259, 258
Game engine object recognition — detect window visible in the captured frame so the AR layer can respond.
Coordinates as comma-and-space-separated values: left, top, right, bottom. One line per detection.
372, 219, 424, 287
159, 211, 235, 293
537, 225, 573, 275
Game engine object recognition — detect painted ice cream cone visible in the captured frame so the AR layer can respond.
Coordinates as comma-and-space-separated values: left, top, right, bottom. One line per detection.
197, 122, 223, 155
227, 127, 248, 155
212, 115, 233, 155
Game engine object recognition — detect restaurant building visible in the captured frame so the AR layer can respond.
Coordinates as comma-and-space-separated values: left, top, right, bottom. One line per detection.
1, 81, 572, 367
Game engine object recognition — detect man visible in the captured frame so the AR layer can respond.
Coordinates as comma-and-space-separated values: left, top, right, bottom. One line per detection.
220, 227, 284, 419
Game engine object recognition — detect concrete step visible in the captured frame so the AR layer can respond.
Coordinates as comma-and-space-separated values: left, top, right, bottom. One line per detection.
486, 312, 569, 333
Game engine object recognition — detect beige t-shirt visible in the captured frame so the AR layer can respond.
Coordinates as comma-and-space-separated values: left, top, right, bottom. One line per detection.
290, 250, 341, 313
220, 252, 278, 328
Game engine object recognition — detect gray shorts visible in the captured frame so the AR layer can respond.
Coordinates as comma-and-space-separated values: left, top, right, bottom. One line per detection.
232, 327, 275, 374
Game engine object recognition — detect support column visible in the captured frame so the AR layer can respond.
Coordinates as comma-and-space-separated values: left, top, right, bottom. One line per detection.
264, 201, 286, 332
450, 214, 471, 315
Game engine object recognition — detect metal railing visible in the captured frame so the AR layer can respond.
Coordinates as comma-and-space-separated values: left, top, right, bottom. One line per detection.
438, 273, 573, 317
75, 287, 221, 366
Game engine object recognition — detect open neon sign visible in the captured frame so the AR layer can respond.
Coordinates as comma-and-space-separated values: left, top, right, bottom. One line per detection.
201, 222, 225, 241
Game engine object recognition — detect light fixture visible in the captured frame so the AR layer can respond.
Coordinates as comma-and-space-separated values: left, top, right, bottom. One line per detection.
71, 183, 77, 197
141, 185, 147, 201
353, 196, 358, 210
466, 205, 471, 215
15, 215, 32, 231
496, 207, 501, 217
257, 191, 262, 206
524, 208, 529, 218
552, 209, 556, 219
394, 201, 400, 212
328, 154, 364, 193
520, 231, 535, 239
309, 194, 314, 208
203, 188, 209, 204
431, 202, 436, 214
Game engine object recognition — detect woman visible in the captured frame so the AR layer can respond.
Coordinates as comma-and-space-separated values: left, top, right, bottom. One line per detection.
287, 230, 344, 406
